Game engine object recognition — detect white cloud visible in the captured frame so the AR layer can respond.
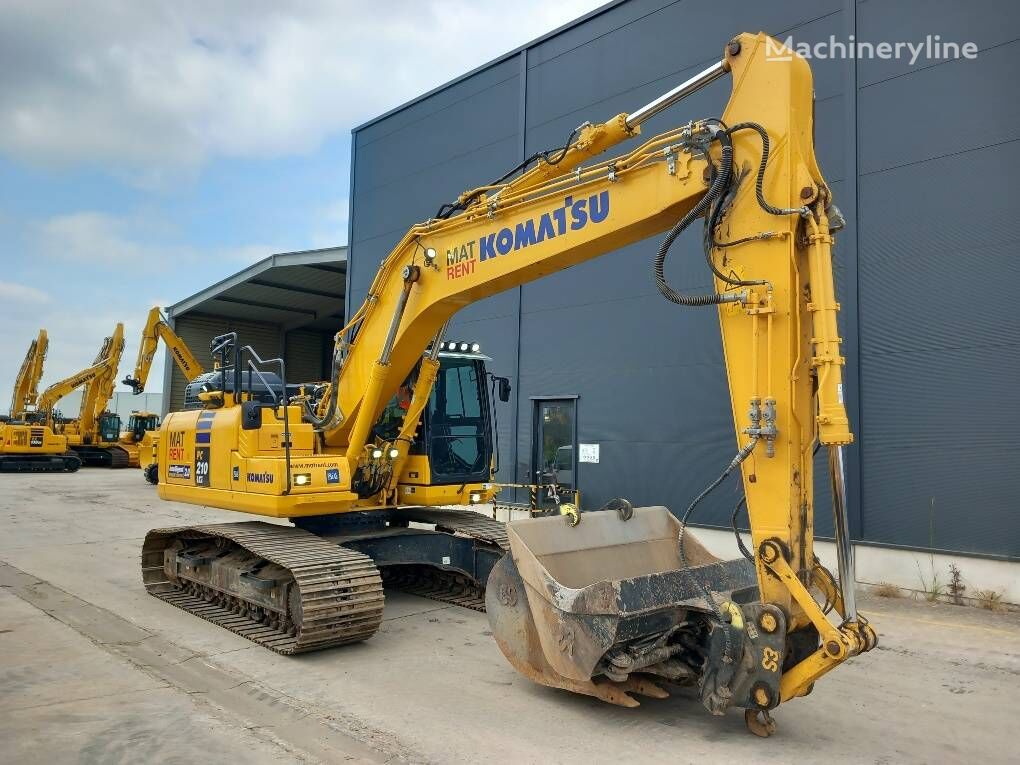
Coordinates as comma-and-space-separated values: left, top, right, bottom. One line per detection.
0, 1, 604, 184
32, 209, 281, 270
0, 1, 608, 408
0, 280, 50, 304
35, 212, 144, 263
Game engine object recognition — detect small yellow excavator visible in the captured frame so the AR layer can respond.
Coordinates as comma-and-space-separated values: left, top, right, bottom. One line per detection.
141, 34, 875, 735
39, 323, 130, 468
0, 330, 81, 472
122, 306, 206, 481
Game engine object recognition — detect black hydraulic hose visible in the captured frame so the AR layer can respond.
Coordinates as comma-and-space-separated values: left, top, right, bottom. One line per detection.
654, 129, 735, 306
677, 437, 758, 664
730, 496, 754, 562
725, 122, 809, 218
435, 126, 581, 219
304, 346, 342, 429
702, 163, 769, 288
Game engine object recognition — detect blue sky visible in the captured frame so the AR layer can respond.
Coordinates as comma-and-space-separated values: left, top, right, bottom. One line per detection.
0, 0, 602, 409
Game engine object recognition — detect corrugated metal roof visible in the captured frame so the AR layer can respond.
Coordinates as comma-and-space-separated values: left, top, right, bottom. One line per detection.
168, 246, 347, 332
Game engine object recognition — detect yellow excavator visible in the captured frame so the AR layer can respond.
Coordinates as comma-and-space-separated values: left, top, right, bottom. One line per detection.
141, 34, 876, 736
38, 323, 131, 468
0, 330, 81, 472
122, 306, 206, 481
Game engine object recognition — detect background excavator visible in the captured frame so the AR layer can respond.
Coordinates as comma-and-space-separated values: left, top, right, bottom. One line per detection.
37, 323, 131, 468
140, 33, 876, 736
0, 329, 81, 472
122, 306, 206, 481
9, 329, 48, 418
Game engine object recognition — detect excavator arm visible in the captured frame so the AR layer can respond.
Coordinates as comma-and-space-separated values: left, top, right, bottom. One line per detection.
9, 329, 48, 417
74, 323, 125, 438
37, 324, 125, 432
123, 307, 204, 394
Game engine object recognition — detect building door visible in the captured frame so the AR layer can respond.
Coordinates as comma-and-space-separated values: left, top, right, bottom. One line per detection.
532, 398, 576, 510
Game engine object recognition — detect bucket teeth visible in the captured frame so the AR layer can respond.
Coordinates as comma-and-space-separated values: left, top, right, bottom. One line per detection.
592, 677, 671, 707
622, 677, 670, 699
592, 682, 642, 708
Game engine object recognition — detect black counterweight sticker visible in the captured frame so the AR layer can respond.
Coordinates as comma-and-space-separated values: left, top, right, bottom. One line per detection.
195, 446, 211, 487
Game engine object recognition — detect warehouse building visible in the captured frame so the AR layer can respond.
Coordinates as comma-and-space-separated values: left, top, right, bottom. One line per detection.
161, 246, 347, 412
165, 1, 1017, 599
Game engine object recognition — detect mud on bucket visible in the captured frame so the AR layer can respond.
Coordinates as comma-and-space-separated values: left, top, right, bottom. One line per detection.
485, 505, 765, 709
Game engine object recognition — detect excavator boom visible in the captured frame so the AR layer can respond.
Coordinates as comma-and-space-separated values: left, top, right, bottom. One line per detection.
9, 329, 48, 417
2, 329, 80, 473
38, 324, 130, 468
37, 345, 118, 413
123, 306, 205, 394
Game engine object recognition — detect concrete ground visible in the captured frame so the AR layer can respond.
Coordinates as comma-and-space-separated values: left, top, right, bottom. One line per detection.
1, 471, 1017, 764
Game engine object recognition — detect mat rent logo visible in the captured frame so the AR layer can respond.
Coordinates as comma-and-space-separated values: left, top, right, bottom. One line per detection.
445, 191, 611, 280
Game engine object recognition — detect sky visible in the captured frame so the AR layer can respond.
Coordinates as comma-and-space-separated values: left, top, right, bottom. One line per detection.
0, 0, 604, 411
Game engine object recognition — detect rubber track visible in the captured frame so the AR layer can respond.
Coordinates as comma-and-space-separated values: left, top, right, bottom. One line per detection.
108, 446, 130, 469
382, 567, 487, 612
142, 522, 384, 654
397, 507, 510, 551
378, 507, 508, 611
0, 454, 80, 472
71, 445, 130, 468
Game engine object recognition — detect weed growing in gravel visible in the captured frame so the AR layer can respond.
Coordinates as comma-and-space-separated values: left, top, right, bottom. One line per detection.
947, 563, 966, 605
873, 582, 901, 598
975, 589, 1005, 611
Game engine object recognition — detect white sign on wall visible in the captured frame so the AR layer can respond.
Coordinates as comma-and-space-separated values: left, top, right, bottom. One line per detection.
578, 443, 600, 464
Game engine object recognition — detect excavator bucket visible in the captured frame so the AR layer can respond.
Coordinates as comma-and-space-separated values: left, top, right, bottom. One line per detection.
486, 506, 773, 710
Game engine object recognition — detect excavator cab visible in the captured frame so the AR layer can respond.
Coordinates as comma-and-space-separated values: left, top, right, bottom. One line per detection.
96, 412, 122, 444
123, 412, 160, 443
374, 341, 505, 487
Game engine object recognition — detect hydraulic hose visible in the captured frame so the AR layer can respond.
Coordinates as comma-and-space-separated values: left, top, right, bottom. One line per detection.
303, 344, 343, 430
730, 496, 754, 562
703, 174, 770, 287
677, 436, 759, 663
725, 122, 809, 218
654, 128, 736, 306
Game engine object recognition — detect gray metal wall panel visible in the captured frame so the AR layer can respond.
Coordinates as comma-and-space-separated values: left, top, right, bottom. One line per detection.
855, 0, 1019, 87
857, 141, 1020, 557
348, 59, 522, 312
857, 41, 1019, 176
355, 58, 521, 149
854, 0, 1020, 557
